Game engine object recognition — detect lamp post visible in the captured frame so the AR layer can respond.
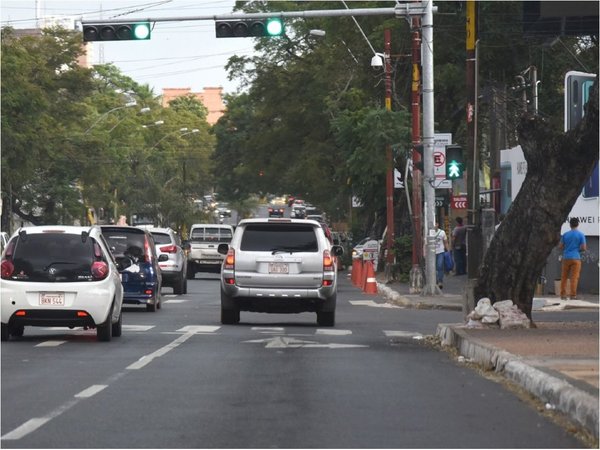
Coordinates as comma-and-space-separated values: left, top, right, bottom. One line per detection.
84, 101, 137, 134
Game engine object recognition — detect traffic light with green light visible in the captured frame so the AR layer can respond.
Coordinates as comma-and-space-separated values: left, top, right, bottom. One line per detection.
215, 18, 284, 38
83, 22, 151, 42
445, 145, 464, 179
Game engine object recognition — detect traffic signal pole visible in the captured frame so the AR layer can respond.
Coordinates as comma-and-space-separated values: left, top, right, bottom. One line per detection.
421, 0, 440, 295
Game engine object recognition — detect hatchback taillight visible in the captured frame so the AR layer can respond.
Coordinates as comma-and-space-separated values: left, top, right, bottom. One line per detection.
144, 237, 152, 263
160, 244, 177, 254
224, 249, 235, 270
91, 261, 109, 280
1, 260, 14, 279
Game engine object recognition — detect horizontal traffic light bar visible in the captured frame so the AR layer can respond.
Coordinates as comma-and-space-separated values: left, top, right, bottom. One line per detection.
83, 22, 152, 42
215, 18, 284, 38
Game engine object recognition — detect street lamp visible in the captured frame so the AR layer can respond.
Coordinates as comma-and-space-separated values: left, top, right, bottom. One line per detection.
107, 106, 151, 133
84, 100, 137, 134
150, 127, 197, 150
142, 120, 164, 128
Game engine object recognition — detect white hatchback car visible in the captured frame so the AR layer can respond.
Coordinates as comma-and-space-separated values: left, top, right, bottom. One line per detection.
0, 226, 123, 342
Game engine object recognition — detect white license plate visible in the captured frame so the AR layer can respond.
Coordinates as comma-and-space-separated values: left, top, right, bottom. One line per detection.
39, 292, 65, 306
269, 262, 289, 274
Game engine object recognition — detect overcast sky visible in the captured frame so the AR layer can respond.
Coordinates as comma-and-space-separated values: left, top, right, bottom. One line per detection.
1, 0, 258, 95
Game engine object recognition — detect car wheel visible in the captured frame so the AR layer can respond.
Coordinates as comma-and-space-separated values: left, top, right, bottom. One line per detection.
10, 324, 24, 337
1, 324, 10, 341
317, 310, 335, 327
173, 272, 185, 295
220, 289, 239, 325
97, 311, 112, 342
186, 266, 195, 280
111, 309, 122, 337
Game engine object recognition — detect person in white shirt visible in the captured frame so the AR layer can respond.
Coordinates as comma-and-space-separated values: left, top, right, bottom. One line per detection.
433, 221, 449, 289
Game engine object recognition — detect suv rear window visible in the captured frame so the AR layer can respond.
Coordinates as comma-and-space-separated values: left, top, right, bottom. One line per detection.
151, 232, 171, 245
191, 227, 232, 243
240, 224, 318, 252
10, 233, 100, 282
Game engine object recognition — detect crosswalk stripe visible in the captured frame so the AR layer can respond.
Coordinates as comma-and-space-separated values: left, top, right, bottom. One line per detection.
122, 325, 154, 332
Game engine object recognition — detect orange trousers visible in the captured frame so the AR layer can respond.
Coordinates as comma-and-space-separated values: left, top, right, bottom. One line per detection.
560, 259, 582, 298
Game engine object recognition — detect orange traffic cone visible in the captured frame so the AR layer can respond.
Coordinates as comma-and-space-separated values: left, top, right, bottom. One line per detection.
353, 259, 363, 288
363, 260, 378, 294
351, 259, 358, 286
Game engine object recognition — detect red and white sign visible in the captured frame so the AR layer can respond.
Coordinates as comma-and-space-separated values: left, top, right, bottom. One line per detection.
433, 152, 445, 167
452, 195, 468, 210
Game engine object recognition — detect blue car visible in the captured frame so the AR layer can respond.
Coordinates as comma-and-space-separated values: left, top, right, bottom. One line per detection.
101, 226, 163, 312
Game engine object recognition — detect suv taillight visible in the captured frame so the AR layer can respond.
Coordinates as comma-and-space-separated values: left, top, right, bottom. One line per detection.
160, 244, 177, 254
224, 249, 235, 270
91, 261, 109, 280
1, 259, 14, 279
323, 249, 334, 272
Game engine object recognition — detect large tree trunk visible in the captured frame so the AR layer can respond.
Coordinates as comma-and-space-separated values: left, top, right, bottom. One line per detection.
474, 79, 598, 319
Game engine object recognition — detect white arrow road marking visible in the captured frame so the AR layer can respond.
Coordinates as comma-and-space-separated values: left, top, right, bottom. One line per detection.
349, 300, 402, 308
177, 325, 221, 333
244, 336, 367, 349
35, 340, 67, 347
384, 330, 424, 339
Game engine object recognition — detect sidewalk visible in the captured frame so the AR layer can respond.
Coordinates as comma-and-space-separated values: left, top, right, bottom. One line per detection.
371, 271, 599, 440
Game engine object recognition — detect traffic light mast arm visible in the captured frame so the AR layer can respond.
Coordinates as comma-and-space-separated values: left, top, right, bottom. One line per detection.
80, 4, 436, 26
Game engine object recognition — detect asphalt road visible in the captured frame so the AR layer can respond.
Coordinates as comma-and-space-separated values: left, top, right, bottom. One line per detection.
1, 274, 585, 448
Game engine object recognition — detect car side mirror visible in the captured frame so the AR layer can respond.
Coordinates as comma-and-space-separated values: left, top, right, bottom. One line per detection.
332, 245, 344, 257
217, 243, 229, 255
158, 254, 169, 262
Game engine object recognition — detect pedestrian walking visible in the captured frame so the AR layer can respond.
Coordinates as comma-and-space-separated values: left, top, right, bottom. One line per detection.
451, 217, 467, 275
559, 217, 587, 299
433, 222, 449, 289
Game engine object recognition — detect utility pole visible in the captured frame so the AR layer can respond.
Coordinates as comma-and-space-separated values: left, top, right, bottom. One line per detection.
384, 28, 395, 277
409, 15, 423, 293
421, 0, 439, 295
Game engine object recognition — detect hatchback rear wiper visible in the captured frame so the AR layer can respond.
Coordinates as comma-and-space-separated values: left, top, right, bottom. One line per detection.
43, 261, 77, 271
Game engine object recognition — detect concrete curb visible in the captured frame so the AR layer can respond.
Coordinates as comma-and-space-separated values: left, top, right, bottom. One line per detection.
377, 282, 463, 311
437, 324, 599, 439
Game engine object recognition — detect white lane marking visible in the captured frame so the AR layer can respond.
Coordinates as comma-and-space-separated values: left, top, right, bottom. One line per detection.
122, 325, 154, 332
164, 300, 187, 304
163, 294, 177, 298
75, 385, 107, 398
316, 329, 352, 336
177, 325, 220, 333
349, 300, 401, 308
127, 326, 218, 370
252, 327, 285, 334
35, 340, 67, 347
384, 330, 424, 339
2, 418, 52, 441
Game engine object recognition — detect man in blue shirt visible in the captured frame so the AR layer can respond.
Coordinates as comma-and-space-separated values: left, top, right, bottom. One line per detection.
559, 217, 587, 300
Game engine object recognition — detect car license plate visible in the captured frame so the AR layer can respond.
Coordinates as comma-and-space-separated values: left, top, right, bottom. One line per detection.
269, 262, 289, 274
39, 292, 65, 306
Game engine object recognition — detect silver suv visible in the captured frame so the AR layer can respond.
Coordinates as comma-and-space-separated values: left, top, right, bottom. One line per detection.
217, 218, 344, 326
145, 227, 188, 295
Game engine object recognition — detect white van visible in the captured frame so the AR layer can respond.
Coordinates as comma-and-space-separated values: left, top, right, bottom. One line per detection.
187, 224, 234, 278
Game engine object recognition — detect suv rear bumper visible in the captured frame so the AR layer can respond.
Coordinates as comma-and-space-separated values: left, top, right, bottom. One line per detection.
221, 283, 336, 301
